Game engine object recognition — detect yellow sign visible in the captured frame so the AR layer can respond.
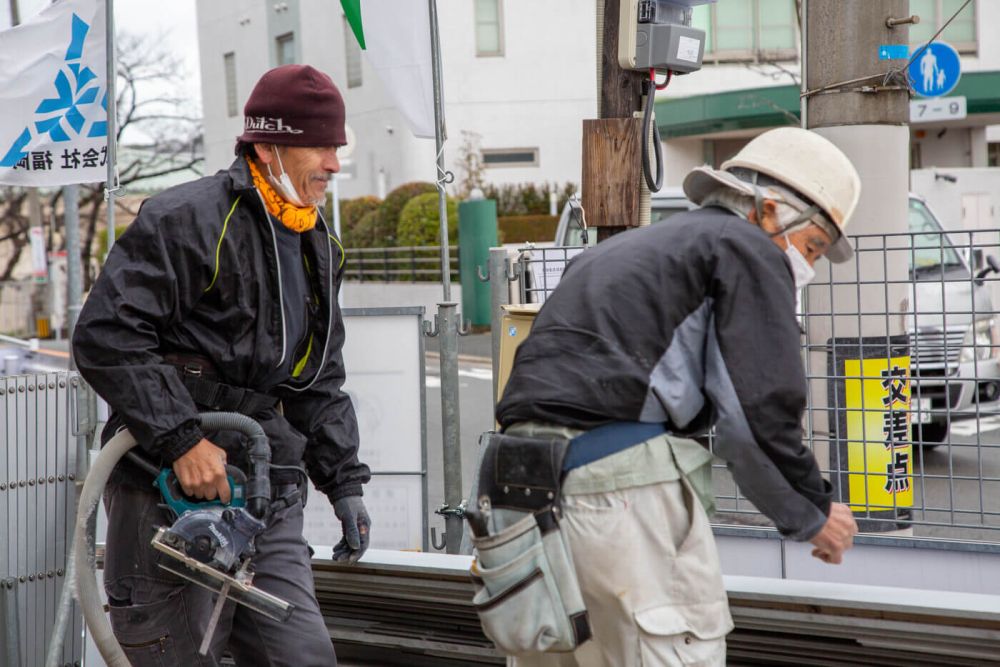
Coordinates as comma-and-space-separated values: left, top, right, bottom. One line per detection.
844, 356, 913, 511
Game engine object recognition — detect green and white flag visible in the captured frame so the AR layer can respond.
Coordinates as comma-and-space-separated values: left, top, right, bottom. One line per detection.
341, 0, 437, 139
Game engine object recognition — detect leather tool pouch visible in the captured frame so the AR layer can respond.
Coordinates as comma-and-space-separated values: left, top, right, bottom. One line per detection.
477, 432, 569, 512
469, 432, 591, 655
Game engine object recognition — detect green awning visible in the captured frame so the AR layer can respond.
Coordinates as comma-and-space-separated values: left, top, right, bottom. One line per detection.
655, 71, 1000, 140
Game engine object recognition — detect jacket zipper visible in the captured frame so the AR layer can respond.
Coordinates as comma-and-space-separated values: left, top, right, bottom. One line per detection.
278, 208, 335, 392
253, 190, 288, 368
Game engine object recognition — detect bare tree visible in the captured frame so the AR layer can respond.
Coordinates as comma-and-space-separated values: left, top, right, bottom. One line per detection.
0, 30, 203, 287
0, 188, 29, 281
77, 31, 203, 288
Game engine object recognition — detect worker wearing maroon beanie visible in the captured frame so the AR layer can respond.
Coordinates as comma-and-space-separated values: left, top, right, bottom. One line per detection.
74, 64, 369, 665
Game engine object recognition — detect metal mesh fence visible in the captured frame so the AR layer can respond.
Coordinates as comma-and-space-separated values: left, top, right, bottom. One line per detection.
514, 230, 1000, 543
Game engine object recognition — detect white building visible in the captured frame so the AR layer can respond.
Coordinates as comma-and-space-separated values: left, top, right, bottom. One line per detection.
196, 0, 597, 199
196, 1, 1000, 202
657, 0, 1000, 186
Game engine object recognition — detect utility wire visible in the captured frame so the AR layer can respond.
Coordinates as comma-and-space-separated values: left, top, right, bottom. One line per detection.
801, 0, 973, 99
905, 0, 973, 70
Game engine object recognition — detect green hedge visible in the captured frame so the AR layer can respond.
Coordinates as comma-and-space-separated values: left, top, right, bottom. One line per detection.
351, 209, 382, 248
483, 182, 576, 216
339, 195, 381, 247
365, 181, 437, 247
397, 192, 458, 246
498, 215, 559, 244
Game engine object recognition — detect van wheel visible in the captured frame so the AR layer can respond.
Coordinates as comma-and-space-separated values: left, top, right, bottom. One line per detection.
914, 422, 947, 448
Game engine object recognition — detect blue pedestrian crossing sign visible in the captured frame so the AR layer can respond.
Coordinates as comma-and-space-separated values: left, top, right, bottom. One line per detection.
908, 42, 961, 98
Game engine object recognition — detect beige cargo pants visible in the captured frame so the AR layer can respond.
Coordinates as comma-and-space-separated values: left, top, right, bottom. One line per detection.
505, 424, 733, 667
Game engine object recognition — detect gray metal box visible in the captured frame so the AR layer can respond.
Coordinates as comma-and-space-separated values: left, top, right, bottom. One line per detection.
635, 23, 706, 73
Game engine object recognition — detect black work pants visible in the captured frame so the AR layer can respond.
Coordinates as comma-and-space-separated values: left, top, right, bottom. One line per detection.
102, 482, 336, 666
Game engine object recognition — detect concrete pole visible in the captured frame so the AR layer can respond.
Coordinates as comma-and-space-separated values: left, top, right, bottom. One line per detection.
803, 0, 911, 526
803, 0, 912, 351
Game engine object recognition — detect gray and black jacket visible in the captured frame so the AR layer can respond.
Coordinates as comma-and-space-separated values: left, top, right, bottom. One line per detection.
73, 157, 370, 502
496, 207, 832, 540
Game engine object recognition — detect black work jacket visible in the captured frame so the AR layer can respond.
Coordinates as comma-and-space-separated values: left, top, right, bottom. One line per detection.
73, 157, 369, 501
497, 207, 832, 541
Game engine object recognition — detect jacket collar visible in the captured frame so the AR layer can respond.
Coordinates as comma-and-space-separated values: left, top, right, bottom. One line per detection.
227, 155, 256, 193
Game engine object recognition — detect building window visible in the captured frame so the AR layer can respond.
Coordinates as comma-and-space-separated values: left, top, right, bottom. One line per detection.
910, 0, 977, 53
475, 0, 504, 57
911, 141, 923, 170
276, 32, 295, 66
989, 143, 1000, 168
482, 147, 538, 168
343, 17, 362, 88
692, 0, 797, 62
223, 52, 238, 118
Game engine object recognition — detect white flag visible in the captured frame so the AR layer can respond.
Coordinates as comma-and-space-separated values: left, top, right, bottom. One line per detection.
341, 0, 437, 139
0, 0, 108, 186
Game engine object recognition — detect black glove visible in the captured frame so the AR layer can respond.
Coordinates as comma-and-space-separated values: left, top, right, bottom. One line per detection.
332, 495, 371, 564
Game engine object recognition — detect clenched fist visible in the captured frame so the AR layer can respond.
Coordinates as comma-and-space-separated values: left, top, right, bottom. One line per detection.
172, 438, 231, 503
809, 502, 858, 564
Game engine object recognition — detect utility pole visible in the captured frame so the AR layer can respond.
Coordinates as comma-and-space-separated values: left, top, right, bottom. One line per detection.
803, 0, 912, 532
584, 0, 645, 242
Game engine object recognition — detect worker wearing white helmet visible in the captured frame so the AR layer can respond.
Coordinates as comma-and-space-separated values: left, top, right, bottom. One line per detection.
485, 127, 861, 666
685, 126, 862, 286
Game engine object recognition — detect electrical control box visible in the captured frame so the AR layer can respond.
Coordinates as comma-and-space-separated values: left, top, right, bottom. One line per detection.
619, 0, 715, 74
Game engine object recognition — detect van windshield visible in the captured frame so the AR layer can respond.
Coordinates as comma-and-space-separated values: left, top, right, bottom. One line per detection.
908, 199, 963, 272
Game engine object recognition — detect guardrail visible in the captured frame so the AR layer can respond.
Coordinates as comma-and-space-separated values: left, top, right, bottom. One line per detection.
312, 549, 1000, 665
344, 245, 460, 283
507, 229, 1000, 544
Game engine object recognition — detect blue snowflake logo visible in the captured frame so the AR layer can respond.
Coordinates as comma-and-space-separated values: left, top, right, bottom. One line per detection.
1, 13, 106, 168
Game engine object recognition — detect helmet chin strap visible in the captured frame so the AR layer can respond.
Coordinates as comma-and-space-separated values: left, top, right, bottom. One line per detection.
753, 171, 765, 229
750, 170, 824, 238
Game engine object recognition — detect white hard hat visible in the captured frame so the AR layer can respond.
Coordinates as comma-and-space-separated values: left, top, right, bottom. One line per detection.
683, 127, 861, 263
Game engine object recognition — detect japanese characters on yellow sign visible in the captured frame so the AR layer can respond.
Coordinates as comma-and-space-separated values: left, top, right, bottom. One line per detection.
844, 356, 913, 511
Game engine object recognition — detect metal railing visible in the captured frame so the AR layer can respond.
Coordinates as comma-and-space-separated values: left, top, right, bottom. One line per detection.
508, 231, 1000, 543
343, 245, 460, 283
1, 372, 89, 667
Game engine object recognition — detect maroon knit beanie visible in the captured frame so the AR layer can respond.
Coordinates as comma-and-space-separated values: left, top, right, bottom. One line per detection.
237, 65, 347, 147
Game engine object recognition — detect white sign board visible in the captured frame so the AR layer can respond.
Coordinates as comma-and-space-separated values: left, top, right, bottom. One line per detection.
527, 248, 584, 304
910, 96, 967, 124
301, 309, 426, 551
29, 226, 47, 281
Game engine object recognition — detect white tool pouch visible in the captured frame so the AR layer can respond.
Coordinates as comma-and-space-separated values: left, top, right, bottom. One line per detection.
470, 507, 591, 655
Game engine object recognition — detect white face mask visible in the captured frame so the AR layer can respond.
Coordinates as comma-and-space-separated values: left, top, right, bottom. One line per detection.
266, 147, 305, 207
784, 233, 816, 290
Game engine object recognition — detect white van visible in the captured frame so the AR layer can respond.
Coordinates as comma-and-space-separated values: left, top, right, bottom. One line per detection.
907, 195, 1000, 443
553, 192, 1000, 445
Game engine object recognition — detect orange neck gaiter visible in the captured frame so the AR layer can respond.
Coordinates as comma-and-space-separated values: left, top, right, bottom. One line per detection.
246, 156, 317, 233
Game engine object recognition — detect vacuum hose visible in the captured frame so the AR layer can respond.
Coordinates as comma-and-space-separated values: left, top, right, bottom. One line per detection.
46, 412, 270, 666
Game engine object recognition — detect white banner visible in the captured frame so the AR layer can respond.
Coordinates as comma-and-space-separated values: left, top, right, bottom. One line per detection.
342, 0, 436, 139
0, 0, 108, 186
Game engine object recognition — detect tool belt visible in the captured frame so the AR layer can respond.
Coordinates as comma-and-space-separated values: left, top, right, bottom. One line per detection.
164, 352, 278, 417
479, 422, 669, 513
469, 422, 671, 656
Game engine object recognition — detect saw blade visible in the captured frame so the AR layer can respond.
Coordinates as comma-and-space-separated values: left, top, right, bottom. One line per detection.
152, 527, 295, 622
